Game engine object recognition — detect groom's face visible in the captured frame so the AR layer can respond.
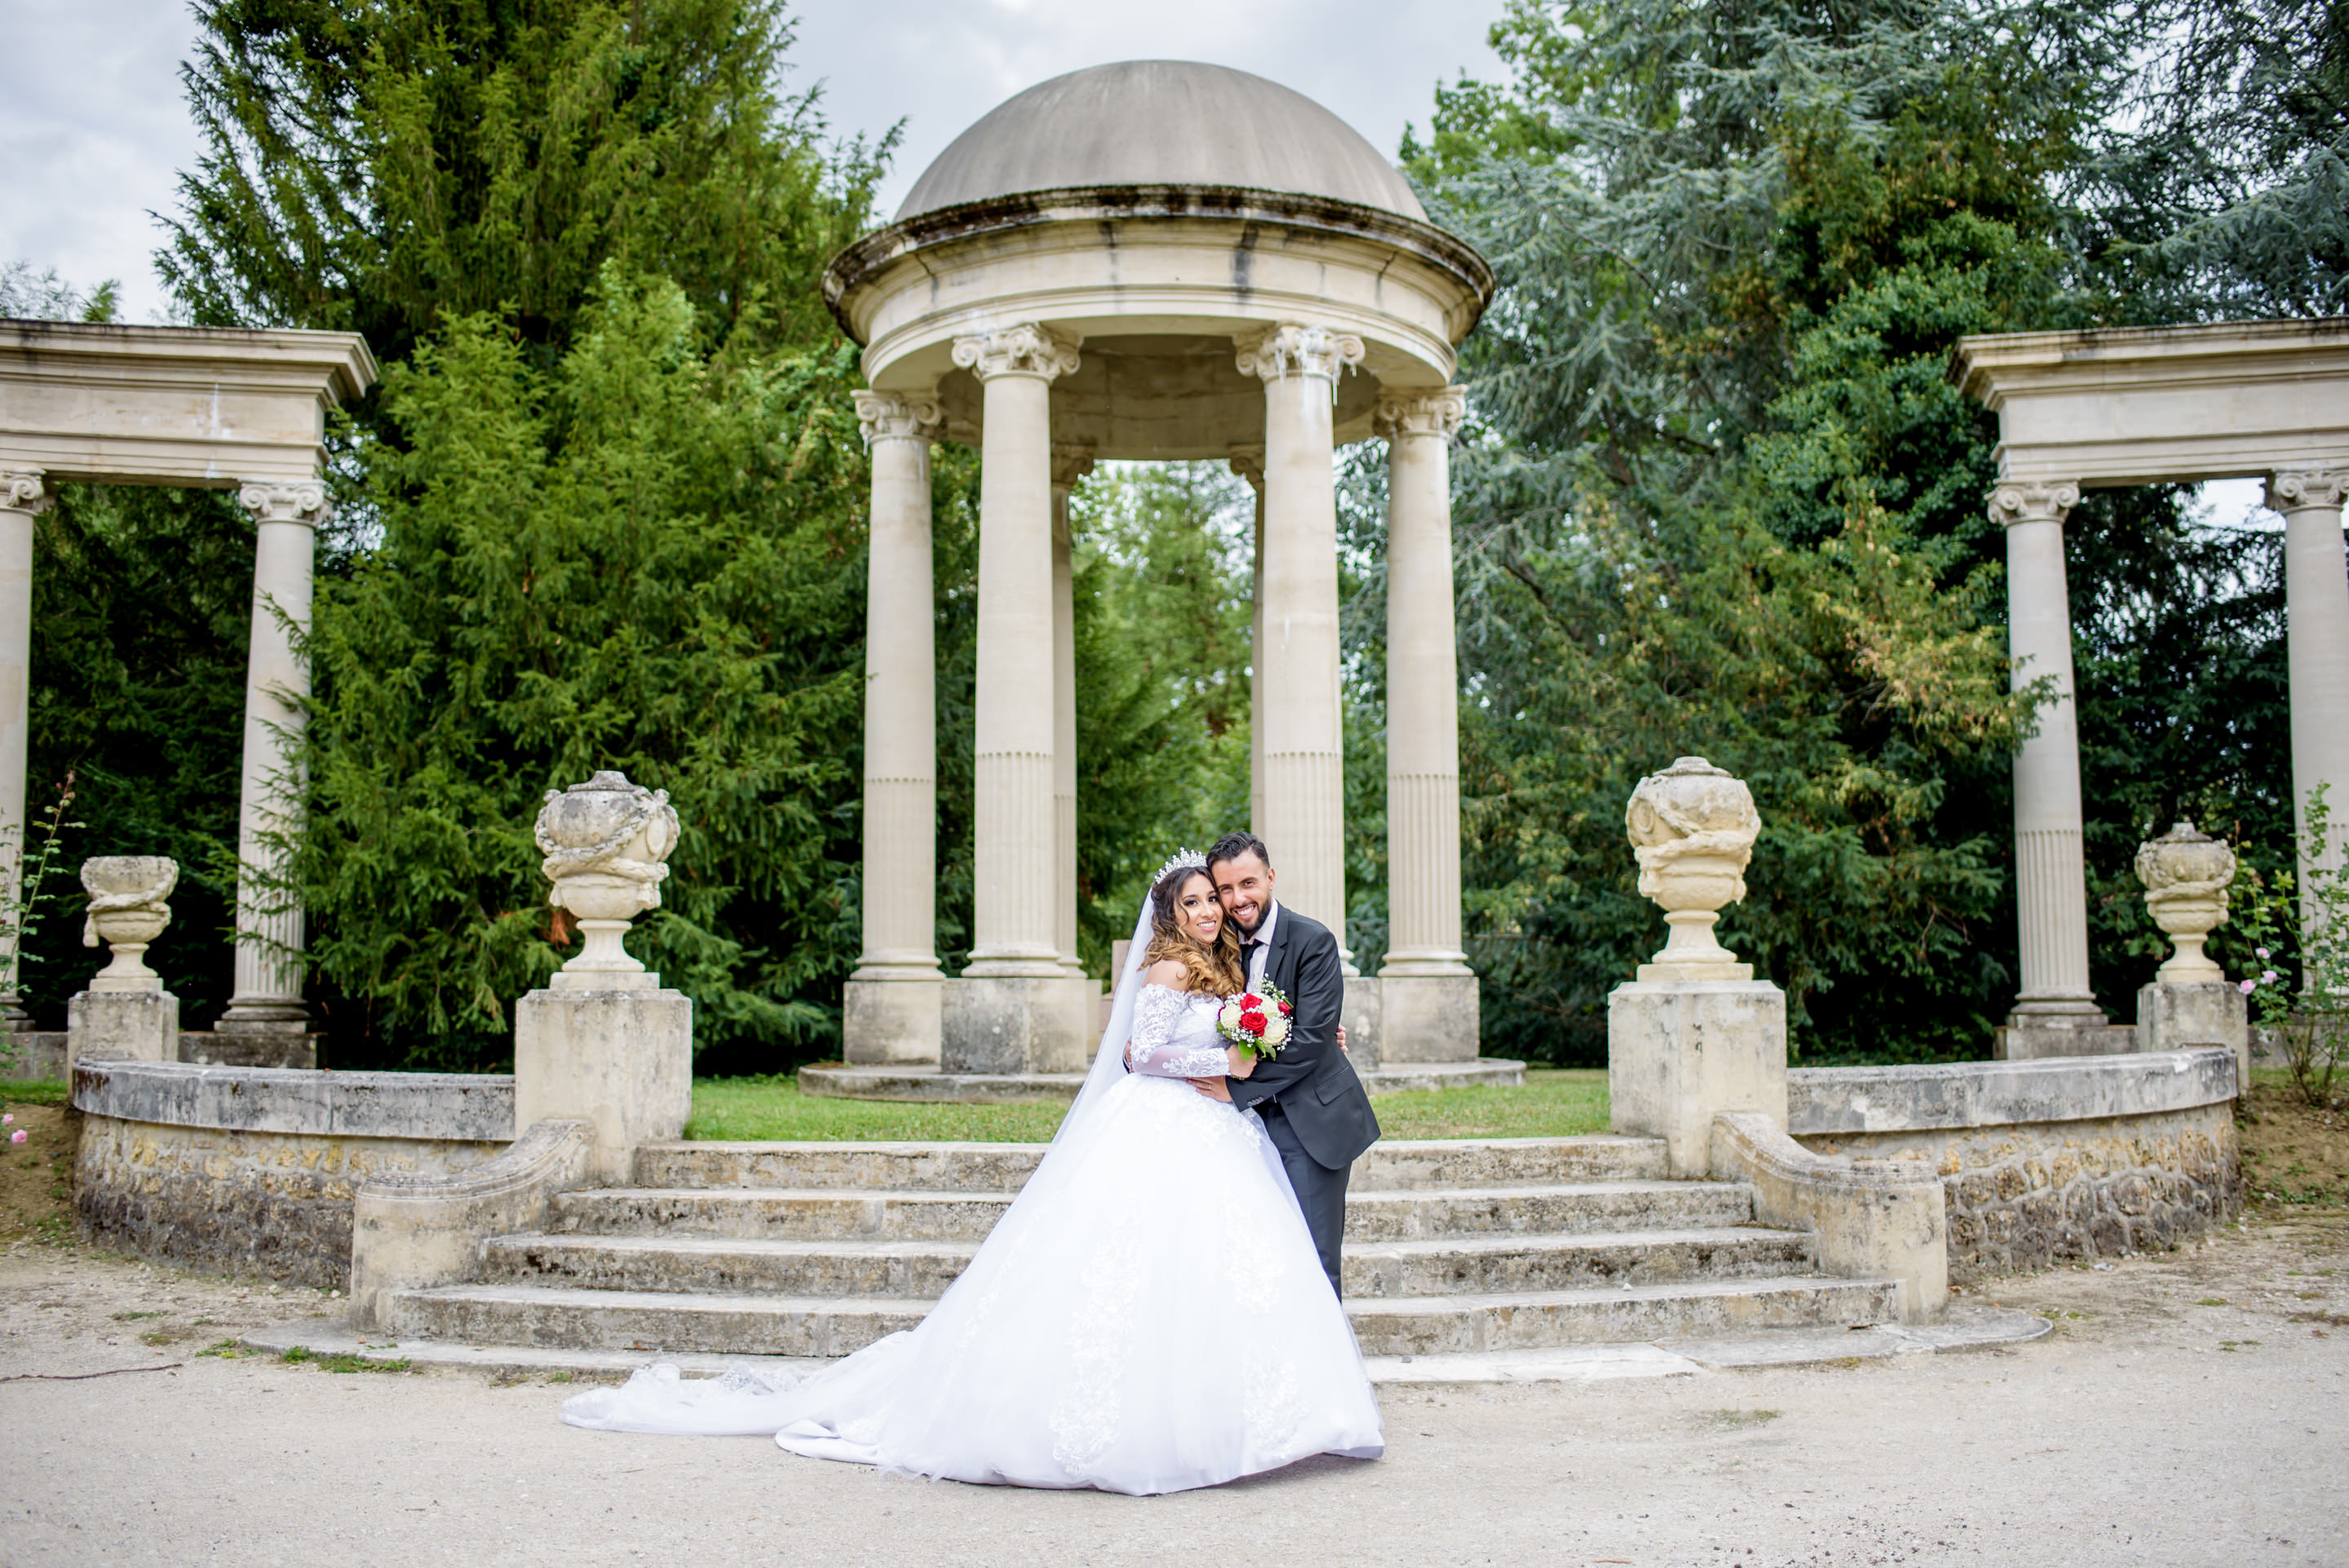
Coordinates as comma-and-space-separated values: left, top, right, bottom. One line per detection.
1213, 850, 1274, 935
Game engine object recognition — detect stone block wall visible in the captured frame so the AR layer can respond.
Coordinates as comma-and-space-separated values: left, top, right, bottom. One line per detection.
72, 1060, 514, 1287
1789, 1049, 2241, 1282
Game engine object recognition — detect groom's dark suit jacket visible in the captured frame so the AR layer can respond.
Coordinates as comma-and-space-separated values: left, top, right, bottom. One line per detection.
1223, 903, 1381, 1170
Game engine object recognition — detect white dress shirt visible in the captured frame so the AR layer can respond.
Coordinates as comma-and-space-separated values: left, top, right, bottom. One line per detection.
1242, 900, 1280, 992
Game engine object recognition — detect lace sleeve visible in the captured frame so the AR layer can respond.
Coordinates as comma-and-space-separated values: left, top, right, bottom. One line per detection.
1124, 985, 1230, 1078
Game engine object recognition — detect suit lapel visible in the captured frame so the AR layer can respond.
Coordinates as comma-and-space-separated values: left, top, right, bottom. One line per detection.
1263, 902, 1298, 996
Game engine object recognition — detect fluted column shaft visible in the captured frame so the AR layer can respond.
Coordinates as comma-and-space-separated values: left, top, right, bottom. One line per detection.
221, 480, 328, 1031
2272, 467, 2349, 939
1230, 448, 1266, 836
1239, 324, 1360, 952
1050, 444, 1094, 978
0, 469, 48, 1025
957, 325, 1081, 976
1993, 480, 2099, 1018
852, 392, 944, 983
1378, 391, 1471, 975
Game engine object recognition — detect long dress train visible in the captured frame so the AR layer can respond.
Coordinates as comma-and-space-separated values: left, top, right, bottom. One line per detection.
560, 983, 1383, 1495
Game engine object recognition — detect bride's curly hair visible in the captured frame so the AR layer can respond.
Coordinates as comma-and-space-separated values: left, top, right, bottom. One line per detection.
1141, 864, 1245, 995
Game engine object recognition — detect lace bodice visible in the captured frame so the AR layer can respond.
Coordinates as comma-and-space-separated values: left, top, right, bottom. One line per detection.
1123, 984, 1228, 1078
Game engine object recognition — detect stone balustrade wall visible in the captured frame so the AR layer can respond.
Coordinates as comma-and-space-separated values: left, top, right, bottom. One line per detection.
1789, 1049, 2241, 1281
71, 1060, 513, 1288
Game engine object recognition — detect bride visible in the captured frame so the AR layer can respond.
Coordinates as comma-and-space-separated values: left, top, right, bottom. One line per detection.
561, 850, 1384, 1495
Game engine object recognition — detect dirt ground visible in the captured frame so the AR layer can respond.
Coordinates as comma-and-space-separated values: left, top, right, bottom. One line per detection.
0, 1207, 2340, 1566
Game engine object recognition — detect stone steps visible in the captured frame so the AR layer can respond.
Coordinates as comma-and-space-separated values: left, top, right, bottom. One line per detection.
547, 1177, 1754, 1243
394, 1272, 1900, 1359
480, 1223, 1811, 1300
630, 1135, 1666, 1193
384, 1136, 1909, 1367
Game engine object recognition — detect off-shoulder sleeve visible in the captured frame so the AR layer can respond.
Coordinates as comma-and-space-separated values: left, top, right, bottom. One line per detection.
1124, 985, 1230, 1078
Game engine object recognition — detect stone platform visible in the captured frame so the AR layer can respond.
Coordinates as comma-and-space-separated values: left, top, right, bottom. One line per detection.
798, 1058, 1528, 1103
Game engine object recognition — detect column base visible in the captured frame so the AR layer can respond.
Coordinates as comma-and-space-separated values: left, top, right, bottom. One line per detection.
1341, 975, 1384, 1070
215, 997, 311, 1036
943, 975, 1094, 1075
843, 977, 944, 1067
2136, 981, 2249, 1089
514, 985, 694, 1183
1993, 1000, 2134, 1060
67, 989, 180, 1076
1378, 973, 1480, 1064
1608, 979, 1787, 1177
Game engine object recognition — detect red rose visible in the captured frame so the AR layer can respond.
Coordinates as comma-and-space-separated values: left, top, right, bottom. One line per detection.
1242, 993, 1261, 1009
1241, 1010, 1268, 1035
1277, 1000, 1292, 1016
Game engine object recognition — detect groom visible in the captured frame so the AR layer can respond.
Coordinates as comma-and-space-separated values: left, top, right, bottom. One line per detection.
1190, 831, 1381, 1298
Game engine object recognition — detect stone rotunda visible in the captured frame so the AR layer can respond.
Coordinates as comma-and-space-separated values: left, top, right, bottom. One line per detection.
816, 60, 1515, 1096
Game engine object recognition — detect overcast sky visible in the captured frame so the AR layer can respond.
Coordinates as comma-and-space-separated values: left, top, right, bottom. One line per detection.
0, 0, 1511, 324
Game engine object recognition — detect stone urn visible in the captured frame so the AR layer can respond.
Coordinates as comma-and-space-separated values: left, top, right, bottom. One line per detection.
1626, 757, 1763, 980
535, 771, 679, 978
80, 856, 178, 992
2134, 821, 2236, 983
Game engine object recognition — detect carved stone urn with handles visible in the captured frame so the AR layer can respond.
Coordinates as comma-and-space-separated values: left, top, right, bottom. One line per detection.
1626, 757, 1762, 981
80, 857, 178, 992
2134, 821, 2236, 983
535, 771, 679, 983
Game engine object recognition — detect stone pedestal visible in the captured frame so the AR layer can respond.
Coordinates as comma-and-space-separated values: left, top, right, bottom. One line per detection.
513, 974, 692, 1183
1379, 974, 1482, 1065
65, 989, 179, 1075
943, 975, 1094, 1075
1992, 1018, 2137, 1060
177, 1031, 317, 1069
1608, 979, 1787, 1177
2137, 980, 2250, 1089
843, 978, 944, 1067
1341, 974, 1386, 1071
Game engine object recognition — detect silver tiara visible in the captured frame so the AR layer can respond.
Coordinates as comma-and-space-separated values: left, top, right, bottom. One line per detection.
1152, 847, 1208, 884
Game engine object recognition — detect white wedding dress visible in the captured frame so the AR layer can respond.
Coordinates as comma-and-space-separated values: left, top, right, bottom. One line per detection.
562, 965, 1384, 1495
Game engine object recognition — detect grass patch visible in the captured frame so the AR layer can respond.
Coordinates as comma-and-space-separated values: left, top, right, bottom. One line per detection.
279, 1345, 411, 1374
686, 1067, 1612, 1143
1702, 1408, 1784, 1428
2195, 1297, 2230, 1306
110, 1310, 166, 1321
195, 1339, 250, 1359
0, 1080, 69, 1107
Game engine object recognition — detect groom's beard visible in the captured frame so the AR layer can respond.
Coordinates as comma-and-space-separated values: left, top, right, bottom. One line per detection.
1228, 905, 1263, 937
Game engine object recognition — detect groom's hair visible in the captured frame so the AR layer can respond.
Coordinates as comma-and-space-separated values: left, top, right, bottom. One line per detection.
1205, 831, 1272, 873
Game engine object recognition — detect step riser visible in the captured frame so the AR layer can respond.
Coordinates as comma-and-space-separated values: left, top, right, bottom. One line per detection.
393, 1281, 1899, 1358
551, 1185, 1754, 1243
630, 1137, 1669, 1194
1349, 1282, 1903, 1356
484, 1231, 1814, 1301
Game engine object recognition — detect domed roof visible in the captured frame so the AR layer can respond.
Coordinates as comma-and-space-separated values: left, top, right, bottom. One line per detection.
896, 60, 1427, 223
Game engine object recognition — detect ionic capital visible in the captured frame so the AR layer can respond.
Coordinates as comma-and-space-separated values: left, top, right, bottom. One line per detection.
2267, 467, 2349, 514
1235, 323, 1365, 384
1986, 479, 2080, 529
1374, 387, 1467, 441
238, 480, 331, 528
951, 324, 1082, 383
1050, 444, 1096, 491
1, 466, 52, 516
853, 390, 944, 447
1227, 446, 1264, 493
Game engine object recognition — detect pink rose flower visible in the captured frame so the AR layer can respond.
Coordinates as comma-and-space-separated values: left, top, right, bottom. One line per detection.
2239, 978, 2258, 995
7, 1129, 23, 1145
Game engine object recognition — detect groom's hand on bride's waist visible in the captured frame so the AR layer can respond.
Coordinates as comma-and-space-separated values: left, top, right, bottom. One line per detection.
1187, 1076, 1234, 1103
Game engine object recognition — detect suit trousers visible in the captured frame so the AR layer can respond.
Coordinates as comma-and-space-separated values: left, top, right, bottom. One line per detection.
1258, 1099, 1350, 1299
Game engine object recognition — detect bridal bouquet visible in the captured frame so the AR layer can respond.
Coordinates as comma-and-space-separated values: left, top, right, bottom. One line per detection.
1215, 982, 1293, 1058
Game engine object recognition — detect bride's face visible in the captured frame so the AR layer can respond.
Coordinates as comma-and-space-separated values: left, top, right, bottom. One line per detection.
1174, 872, 1223, 947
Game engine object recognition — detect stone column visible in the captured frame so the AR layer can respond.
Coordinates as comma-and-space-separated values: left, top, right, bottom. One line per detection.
1050, 444, 1095, 981
944, 325, 1093, 1073
1376, 388, 1480, 1062
0, 468, 49, 1028
844, 391, 947, 1066
2269, 467, 2349, 939
1236, 324, 1360, 952
219, 480, 328, 1037
1988, 480, 2116, 1055
1229, 448, 1266, 836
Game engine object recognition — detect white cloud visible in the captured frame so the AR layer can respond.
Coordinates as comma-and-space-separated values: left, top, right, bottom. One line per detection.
0, 0, 1506, 324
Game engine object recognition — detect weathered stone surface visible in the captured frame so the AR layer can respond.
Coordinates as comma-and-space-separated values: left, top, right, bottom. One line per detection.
512, 985, 692, 1182
73, 1113, 503, 1289
1711, 1110, 1948, 1324
64, 989, 178, 1075
176, 1031, 319, 1070
1788, 1047, 2236, 1133
5, 1030, 66, 1079
1609, 979, 1787, 1176
73, 1059, 515, 1140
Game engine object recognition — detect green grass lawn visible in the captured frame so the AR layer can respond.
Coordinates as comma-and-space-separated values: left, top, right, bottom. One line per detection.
0, 1080, 68, 1107
684, 1067, 1609, 1144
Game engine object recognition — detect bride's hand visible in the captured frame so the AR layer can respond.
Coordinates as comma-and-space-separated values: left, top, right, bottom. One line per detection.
1226, 1045, 1257, 1078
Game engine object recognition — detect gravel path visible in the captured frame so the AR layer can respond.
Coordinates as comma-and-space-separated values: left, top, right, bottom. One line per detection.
1, 1208, 2342, 1568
